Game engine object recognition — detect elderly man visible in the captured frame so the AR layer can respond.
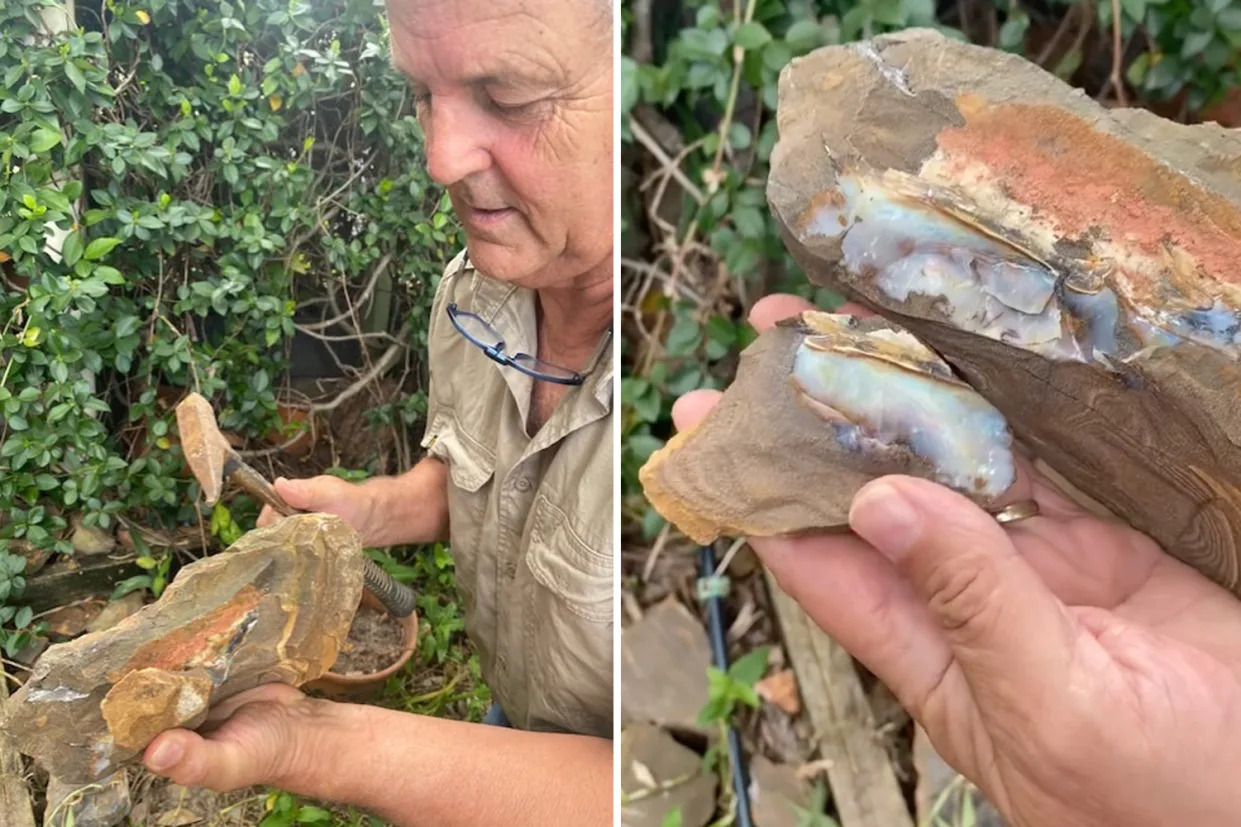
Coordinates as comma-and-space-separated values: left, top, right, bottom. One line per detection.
141, 0, 613, 824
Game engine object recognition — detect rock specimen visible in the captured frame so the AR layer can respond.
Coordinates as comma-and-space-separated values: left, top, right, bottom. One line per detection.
766, 28, 1241, 594
620, 724, 717, 827
1, 514, 364, 784
43, 771, 130, 827
642, 28, 1241, 596
641, 311, 1015, 543
621, 598, 714, 734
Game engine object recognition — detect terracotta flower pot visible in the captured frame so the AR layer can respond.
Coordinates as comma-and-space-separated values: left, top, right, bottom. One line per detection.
265, 390, 317, 458
305, 589, 419, 700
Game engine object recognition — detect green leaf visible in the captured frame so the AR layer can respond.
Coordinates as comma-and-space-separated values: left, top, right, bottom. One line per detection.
733, 682, 760, 708
29, 128, 61, 153
621, 57, 639, 115
228, 74, 243, 96
784, 19, 827, 52
728, 646, 770, 687
998, 13, 1028, 51
65, 61, 86, 94
732, 206, 765, 239
111, 575, 151, 600
61, 231, 84, 267
13, 606, 32, 629
664, 315, 701, 356
734, 22, 772, 49
1219, 6, 1241, 30
95, 266, 125, 285
1126, 52, 1152, 87
83, 237, 122, 260
1180, 29, 1215, 59
727, 122, 752, 150
294, 806, 331, 823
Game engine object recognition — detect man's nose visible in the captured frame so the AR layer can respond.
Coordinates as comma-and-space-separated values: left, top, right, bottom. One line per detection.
423, 99, 491, 186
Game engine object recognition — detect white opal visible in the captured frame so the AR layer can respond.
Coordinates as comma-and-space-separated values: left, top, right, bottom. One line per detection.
791, 340, 1015, 497
802, 169, 1241, 365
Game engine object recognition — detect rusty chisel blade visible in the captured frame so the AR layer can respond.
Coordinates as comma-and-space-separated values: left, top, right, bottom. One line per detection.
175, 392, 229, 506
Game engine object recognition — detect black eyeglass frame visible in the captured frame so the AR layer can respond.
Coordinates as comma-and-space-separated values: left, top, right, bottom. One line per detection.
446, 302, 588, 386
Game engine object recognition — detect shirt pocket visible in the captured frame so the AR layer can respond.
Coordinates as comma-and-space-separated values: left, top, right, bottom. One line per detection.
525, 493, 612, 622
423, 412, 496, 614
523, 494, 613, 737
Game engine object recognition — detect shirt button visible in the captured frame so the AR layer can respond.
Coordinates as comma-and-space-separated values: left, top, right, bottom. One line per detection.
514, 477, 532, 492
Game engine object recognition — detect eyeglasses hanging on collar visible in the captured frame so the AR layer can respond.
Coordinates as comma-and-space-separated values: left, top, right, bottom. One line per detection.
445, 253, 611, 387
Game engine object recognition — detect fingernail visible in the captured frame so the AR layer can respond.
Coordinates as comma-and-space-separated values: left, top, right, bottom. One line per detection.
849, 481, 922, 562
147, 740, 183, 772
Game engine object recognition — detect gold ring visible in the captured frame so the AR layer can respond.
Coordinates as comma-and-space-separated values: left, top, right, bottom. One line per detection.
990, 500, 1040, 525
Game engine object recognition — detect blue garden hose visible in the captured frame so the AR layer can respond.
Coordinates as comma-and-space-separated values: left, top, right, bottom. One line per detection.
698, 544, 755, 827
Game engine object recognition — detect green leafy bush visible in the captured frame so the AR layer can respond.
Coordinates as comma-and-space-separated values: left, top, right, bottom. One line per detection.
0, 0, 460, 623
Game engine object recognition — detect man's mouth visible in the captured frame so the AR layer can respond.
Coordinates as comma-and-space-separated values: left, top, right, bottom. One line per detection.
461, 203, 516, 228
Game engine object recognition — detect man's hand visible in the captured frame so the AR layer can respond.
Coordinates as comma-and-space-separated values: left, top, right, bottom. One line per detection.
674, 294, 1241, 827
257, 476, 381, 542
143, 683, 329, 793
256, 458, 451, 548
143, 683, 611, 827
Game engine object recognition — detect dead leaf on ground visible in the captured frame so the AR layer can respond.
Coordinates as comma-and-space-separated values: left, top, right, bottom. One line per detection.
796, 758, 835, 782
157, 806, 203, 826
42, 599, 106, 639
756, 668, 800, 715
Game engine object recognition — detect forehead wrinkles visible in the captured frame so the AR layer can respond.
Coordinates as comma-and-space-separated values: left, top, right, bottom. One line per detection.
389, 3, 570, 83
389, 0, 598, 85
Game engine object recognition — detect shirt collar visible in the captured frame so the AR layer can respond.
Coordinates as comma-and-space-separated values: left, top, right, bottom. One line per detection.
448, 252, 613, 409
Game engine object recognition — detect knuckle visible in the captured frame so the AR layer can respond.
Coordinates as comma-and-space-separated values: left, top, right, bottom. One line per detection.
922, 553, 1005, 643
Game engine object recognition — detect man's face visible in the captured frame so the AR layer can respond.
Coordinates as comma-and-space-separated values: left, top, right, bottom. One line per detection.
386, 0, 613, 290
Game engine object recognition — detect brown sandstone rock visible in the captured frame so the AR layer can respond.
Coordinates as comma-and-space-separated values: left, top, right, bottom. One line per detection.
714, 28, 1241, 595
640, 311, 1015, 544
100, 669, 215, 751
646, 29, 1241, 595
1, 513, 364, 784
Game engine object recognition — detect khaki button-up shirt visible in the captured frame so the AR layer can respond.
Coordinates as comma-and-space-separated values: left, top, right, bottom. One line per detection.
420, 251, 613, 739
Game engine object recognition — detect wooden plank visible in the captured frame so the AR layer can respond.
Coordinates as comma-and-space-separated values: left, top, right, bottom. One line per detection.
21, 556, 144, 613
0, 677, 36, 827
764, 571, 913, 827
913, 725, 1006, 827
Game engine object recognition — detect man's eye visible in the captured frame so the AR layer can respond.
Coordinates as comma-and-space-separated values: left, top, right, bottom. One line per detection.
488, 97, 539, 115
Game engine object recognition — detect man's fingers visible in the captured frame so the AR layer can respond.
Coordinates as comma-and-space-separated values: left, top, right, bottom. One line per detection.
144, 729, 253, 793
272, 476, 313, 510
750, 532, 953, 714
670, 389, 722, 432
748, 293, 874, 332
204, 682, 302, 724
848, 475, 1080, 716
749, 294, 816, 331
255, 505, 276, 527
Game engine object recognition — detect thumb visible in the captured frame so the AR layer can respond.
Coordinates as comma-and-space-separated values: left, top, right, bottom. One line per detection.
272, 476, 324, 511
849, 475, 1079, 714
143, 728, 262, 793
